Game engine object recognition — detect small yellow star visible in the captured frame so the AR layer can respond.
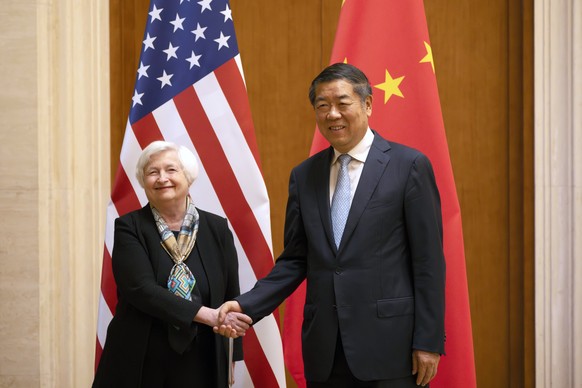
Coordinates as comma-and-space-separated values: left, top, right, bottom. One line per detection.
343, 57, 348, 64
420, 41, 435, 73
374, 69, 405, 103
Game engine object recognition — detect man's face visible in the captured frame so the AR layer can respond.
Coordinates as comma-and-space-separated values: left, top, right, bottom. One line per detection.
313, 79, 372, 153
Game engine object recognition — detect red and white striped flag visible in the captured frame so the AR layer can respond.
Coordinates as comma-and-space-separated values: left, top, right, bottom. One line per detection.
95, 1, 286, 386
283, 1, 476, 387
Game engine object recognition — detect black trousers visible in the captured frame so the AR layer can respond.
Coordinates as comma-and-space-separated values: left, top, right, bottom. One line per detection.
307, 335, 423, 388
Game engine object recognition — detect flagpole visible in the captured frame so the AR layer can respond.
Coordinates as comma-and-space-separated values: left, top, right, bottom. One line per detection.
228, 337, 233, 387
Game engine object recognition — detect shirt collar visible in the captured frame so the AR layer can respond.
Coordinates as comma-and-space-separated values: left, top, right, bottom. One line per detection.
332, 128, 374, 164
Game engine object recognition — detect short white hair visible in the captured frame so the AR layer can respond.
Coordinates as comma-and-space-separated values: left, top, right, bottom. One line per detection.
135, 140, 199, 187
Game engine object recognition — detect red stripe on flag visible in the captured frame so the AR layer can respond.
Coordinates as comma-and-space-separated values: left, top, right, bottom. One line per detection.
94, 339, 103, 371
242, 328, 280, 387
96, 248, 116, 371
173, 86, 274, 280
100, 247, 117, 314
283, 283, 306, 386
110, 166, 142, 216
131, 113, 165, 149
214, 59, 262, 169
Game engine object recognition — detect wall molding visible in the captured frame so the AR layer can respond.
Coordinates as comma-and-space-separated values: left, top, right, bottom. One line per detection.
534, 0, 582, 386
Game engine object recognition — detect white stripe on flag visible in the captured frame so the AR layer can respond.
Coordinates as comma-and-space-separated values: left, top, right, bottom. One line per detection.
119, 123, 148, 206
234, 54, 246, 88
234, 360, 253, 388
194, 73, 273, 252
97, 293, 113, 347
104, 202, 119, 256
254, 315, 286, 388
229, 221, 259, 293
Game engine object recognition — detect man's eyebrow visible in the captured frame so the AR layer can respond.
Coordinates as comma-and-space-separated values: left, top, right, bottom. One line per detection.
315, 94, 351, 102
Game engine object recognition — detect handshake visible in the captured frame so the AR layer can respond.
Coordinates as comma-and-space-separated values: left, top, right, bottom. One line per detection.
212, 301, 252, 338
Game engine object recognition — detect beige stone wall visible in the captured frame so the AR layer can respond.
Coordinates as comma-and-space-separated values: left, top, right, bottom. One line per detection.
0, 1, 109, 387
0, 2, 40, 387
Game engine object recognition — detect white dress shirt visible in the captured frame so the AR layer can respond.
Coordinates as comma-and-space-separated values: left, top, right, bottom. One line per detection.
329, 128, 374, 206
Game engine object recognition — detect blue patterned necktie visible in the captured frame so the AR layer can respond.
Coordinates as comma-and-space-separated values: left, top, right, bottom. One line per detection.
331, 154, 352, 248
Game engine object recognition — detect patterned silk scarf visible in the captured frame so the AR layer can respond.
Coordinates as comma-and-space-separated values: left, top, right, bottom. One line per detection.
151, 196, 199, 301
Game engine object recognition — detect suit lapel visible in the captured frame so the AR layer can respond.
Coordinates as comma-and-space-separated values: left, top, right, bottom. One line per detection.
338, 134, 391, 250
315, 148, 337, 251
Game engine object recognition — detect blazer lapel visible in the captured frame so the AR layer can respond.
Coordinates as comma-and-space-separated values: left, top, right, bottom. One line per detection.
192, 212, 222, 307
338, 134, 391, 250
137, 206, 171, 285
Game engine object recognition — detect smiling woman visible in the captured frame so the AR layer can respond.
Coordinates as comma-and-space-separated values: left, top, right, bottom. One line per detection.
93, 140, 253, 387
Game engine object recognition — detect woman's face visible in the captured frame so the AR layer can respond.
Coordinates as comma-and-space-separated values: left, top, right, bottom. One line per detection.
143, 150, 190, 208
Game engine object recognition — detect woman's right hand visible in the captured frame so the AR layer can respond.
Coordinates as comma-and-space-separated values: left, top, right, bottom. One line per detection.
213, 301, 252, 338
194, 306, 249, 338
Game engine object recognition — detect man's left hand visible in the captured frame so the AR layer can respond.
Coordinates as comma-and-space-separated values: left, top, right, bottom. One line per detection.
412, 349, 440, 386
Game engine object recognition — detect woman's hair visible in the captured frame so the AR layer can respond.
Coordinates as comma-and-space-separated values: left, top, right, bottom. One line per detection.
135, 140, 199, 187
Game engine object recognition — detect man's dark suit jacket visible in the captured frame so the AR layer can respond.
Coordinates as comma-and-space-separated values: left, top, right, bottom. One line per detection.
236, 131, 446, 382
93, 205, 242, 387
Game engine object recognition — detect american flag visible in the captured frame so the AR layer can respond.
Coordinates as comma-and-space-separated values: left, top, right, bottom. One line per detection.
96, 0, 286, 386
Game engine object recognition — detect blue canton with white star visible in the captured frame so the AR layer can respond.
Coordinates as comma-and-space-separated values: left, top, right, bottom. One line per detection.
130, 0, 238, 124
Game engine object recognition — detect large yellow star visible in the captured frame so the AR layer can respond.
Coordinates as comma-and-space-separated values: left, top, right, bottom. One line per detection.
420, 41, 435, 73
374, 69, 405, 104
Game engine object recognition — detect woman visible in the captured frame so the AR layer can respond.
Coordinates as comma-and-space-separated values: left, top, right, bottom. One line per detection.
93, 141, 251, 387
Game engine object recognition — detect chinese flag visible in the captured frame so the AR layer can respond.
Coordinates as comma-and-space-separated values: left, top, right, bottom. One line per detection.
282, 1, 477, 387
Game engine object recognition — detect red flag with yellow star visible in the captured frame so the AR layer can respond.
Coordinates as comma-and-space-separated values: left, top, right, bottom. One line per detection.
282, 1, 477, 387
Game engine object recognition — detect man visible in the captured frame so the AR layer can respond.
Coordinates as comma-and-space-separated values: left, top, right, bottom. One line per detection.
217, 63, 445, 387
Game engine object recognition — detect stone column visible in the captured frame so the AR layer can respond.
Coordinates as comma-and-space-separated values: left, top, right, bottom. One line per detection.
37, 0, 110, 386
